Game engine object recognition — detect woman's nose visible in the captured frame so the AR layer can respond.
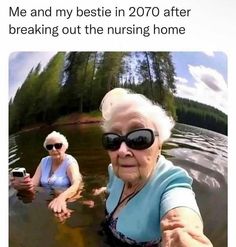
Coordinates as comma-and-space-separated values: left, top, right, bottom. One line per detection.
51, 146, 57, 151
117, 142, 131, 157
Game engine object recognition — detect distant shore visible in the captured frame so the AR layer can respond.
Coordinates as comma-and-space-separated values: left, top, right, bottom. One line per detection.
18, 112, 102, 134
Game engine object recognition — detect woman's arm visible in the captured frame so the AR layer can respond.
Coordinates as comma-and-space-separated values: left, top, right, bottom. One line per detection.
161, 207, 213, 247
31, 164, 42, 187
48, 162, 82, 213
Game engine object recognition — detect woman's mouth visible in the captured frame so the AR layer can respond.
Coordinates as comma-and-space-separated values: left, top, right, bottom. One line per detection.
120, 164, 136, 168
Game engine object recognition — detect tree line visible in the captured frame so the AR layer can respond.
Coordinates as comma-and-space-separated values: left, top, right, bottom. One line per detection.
9, 52, 227, 135
175, 97, 227, 135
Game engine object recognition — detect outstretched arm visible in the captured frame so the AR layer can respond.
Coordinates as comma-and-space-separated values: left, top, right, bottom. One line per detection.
161, 207, 213, 247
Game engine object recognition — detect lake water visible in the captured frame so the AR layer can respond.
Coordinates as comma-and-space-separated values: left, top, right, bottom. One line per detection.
9, 123, 227, 247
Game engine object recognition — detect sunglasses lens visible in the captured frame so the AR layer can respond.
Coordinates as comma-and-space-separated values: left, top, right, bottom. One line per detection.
54, 143, 63, 149
46, 143, 63, 150
102, 129, 155, 151
127, 129, 154, 150
102, 134, 121, 151
46, 144, 53, 150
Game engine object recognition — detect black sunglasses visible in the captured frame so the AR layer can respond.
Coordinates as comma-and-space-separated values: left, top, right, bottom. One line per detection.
46, 143, 63, 151
102, 128, 159, 151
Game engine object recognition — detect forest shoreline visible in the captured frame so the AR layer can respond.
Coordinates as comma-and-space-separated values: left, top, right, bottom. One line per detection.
15, 108, 227, 136
17, 112, 102, 134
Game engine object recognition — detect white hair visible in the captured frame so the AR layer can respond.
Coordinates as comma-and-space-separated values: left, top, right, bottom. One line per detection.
43, 131, 69, 149
100, 88, 175, 145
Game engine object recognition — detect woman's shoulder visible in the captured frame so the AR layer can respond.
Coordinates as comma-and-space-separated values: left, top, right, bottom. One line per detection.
157, 155, 189, 176
154, 155, 192, 186
39, 156, 51, 171
65, 154, 78, 165
40, 156, 51, 164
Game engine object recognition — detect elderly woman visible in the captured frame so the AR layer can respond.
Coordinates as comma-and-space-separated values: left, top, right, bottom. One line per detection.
95, 88, 212, 247
11, 131, 82, 214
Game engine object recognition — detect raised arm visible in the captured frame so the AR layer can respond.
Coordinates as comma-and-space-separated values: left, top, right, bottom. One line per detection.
31, 164, 42, 187
11, 163, 41, 191
161, 207, 213, 247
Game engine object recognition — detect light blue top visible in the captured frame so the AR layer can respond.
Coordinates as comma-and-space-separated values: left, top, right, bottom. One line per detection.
106, 155, 200, 243
40, 154, 78, 189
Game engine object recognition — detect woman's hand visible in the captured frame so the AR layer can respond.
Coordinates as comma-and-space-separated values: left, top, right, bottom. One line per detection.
92, 187, 107, 196
54, 208, 74, 223
161, 227, 213, 247
10, 175, 34, 191
161, 207, 213, 247
48, 194, 68, 213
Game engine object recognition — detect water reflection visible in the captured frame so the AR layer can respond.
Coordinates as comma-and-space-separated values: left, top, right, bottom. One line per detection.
164, 124, 227, 190
9, 123, 227, 247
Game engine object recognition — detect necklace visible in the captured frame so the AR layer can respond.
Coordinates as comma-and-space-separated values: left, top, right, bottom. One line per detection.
122, 182, 143, 198
109, 182, 145, 219
47, 158, 62, 185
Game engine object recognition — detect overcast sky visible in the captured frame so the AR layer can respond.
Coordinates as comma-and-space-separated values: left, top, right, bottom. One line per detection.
9, 51, 227, 114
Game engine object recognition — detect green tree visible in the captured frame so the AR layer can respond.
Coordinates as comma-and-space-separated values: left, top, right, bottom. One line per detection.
135, 52, 176, 118
59, 52, 94, 113
9, 51, 179, 133
31, 52, 65, 123
150, 52, 176, 118
95, 52, 127, 100
175, 97, 227, 135
9, 65, 41, 132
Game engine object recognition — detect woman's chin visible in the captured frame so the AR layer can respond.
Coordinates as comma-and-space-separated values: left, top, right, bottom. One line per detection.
118, 172, 140, 183
52, 153, 61, 159
117, 170, 150, 184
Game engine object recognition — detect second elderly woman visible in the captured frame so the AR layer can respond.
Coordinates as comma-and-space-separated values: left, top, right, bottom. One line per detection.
11, 131, 82, 214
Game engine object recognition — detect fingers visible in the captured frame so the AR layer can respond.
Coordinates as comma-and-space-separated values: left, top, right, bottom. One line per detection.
54, 212, 68, 223
162, 227, 213, 247
52, 204, 74, 224
20, 180, 33, 190
48, 197, 68, 213
11, 178, 33, 191
54, 209, 74, 223
92, 188, 99, 196
23, 175, 31, 182
82, 200, 95, 208
92, 187, 106, 196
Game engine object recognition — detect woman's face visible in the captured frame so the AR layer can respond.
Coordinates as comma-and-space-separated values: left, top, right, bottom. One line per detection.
106, 106, 161, 184
45, 137, 67, 160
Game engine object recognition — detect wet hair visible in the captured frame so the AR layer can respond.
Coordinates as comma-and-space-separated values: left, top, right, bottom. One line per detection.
100, 88, 175, 145
43, 131, 69, 149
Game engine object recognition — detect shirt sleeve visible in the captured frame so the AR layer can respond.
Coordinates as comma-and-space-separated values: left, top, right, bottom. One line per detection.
160, 187, 201, 219
67, 155, 78, 165
66, 155, 82, 181
158, 160, 201, 220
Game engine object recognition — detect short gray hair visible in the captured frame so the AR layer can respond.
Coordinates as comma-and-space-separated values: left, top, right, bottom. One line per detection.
100, 88, 175, 145
43, 131, 69, 149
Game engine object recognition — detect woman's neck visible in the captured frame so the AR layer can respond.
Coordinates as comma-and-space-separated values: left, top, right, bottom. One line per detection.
124, 180, 145, 196
126, 181, 141, 189
52, 154, 65, 167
